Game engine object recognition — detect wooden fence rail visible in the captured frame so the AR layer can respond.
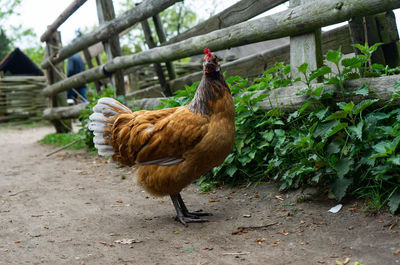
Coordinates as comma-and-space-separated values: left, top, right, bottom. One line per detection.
126, 25, 353, 100
42, 73, 400, 120
40, 0, 182, 69
41, 0, 400, 98
40, 0, 88, 42
164, 0, 287, 45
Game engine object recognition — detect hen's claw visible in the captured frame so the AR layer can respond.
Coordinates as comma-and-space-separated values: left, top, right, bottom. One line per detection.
175, 216, 209, 226
170, 194, 212, 226
185, 210, 213, 217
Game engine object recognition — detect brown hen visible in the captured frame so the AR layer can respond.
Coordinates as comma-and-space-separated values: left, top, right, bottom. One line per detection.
89, 49, 235, 225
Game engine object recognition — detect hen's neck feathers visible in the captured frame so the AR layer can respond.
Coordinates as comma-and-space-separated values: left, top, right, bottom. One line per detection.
189, 71, 230, 116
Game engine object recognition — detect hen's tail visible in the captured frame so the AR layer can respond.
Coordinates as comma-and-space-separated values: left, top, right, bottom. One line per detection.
88, 97, 131, 156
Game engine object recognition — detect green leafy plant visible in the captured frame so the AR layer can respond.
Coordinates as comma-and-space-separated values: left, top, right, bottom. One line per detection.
75, 44, 400, 213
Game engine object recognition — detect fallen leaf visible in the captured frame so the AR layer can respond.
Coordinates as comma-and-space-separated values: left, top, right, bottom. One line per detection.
256, 238, 265, 244
148, 230, 154, 233
282, 212, 292, 217
388, 223, 397, 230
114, 239, 142, 244
275, 195, 284, 201
14, 241, 21, 244
394, 249, 400, 255
116, 200, 123, 203
336, 257, 350, 265
277, 230, 289, 236
208, 199, 220, 202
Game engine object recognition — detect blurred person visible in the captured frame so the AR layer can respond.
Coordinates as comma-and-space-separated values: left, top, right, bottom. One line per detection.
66, 52, 87, 105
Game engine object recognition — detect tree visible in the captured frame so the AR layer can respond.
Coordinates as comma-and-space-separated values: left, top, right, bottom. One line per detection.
0, 0, 21, 21
0, 28, 12, 60
119, 1, 198, 54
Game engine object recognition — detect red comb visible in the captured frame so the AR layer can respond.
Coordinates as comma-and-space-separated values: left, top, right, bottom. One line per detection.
204, 48, 211, 57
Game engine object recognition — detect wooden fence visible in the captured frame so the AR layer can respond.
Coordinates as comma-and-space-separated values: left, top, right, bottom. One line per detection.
39, 0, 400, 131
0, 76, 47, 122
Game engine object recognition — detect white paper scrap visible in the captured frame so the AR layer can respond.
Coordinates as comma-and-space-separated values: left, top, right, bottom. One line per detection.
328, 204, 343, 213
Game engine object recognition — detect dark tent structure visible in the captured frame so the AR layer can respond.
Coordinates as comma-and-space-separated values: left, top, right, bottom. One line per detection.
0, 48, 44, 76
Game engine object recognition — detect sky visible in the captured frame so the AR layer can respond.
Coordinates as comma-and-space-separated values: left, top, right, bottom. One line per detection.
6, 0, 239, 48
5, 0, 400, 50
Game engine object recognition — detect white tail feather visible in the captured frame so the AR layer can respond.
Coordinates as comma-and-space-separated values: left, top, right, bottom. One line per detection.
88, 97, 130, 156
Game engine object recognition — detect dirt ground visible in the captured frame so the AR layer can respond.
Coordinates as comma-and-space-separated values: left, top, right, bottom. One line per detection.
0, 124, 399, 265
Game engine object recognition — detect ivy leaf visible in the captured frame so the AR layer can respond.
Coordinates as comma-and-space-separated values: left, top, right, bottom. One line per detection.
388, 192, 400, 213
348, 120, 364, 140
298, 63, 308, 74
315, 107, 330, 120
309, 65, 331, 82
324, 111, 347, 121
327, 122, 348, 137
326, 49, 342, 64
226, 165, 238, 177
388, 155, 400, 166
313, 120, 338, 138
261, 130, 274, 142
326, 76, 340, 85
341, 56, 366, 68
330, 177, 353, 201
371, 136, 400, 158
372, 63, 385, 71
333, 157, 354, 179
336, 101, 354, 114
327, 140, 341, 155
298, 101, 311, 115
313, 86, 324, 97
353, 99, 378, 115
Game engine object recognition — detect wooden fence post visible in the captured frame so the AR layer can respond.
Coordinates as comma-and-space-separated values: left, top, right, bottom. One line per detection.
375, 11, 400, 67
349, 16, 386, 64
96, 0, 125, 97
349, 11, 400, 67
289, 0, 322, 80
152, 14, 177, 81
141, 19, 172, 97
45, 31, 71, 133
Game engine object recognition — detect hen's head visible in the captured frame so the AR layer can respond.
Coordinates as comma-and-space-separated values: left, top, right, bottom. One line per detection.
203, 48, 220, 74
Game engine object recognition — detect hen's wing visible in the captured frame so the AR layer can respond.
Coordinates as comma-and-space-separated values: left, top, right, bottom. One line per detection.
108, 106, 209, 166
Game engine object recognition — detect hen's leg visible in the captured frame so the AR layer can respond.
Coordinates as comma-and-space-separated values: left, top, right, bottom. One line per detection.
170, 194, 210, 226
176, 193, 212, 217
